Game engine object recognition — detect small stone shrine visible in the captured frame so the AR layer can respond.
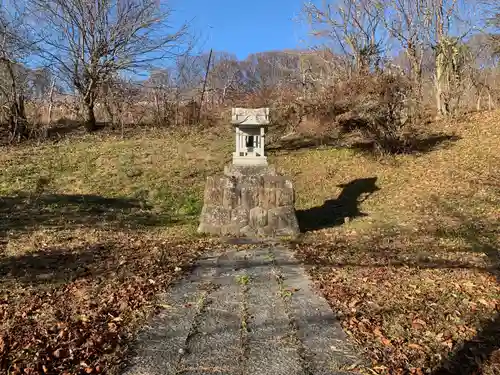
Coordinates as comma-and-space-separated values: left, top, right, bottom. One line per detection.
232, 107, 269, 166
198, 108, 300, 237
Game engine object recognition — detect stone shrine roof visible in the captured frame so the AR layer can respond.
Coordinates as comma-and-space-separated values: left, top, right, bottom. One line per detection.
231, 107, 270, 126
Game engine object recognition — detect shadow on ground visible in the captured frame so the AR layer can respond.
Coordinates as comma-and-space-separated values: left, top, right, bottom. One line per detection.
268, 133, 460, 155
44, 118, 96, 139
429, 198, 500, 375
351, 134, 461, 154
0, 242, 117, 285
294, 196, 500, 374
432, 314, 500, 375
0, 119, 109, 146
267, 135, 337, 153
0, 193, 183, 239
296, 177, 380, 232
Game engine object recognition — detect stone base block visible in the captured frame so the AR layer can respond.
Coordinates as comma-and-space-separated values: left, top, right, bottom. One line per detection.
232, 154, 268, 166
198, 164, 300, 238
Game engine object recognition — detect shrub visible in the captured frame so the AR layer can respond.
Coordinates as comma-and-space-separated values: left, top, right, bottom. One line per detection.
267, 71, 419, 154
340, 73, 415, 154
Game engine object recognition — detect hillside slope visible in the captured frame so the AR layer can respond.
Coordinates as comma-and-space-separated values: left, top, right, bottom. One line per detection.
0, 111, 499, 374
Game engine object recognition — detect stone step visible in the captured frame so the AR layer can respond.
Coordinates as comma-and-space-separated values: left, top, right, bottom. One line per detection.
122, 247, 362, 375
244, 248, 304, 375
122, 253, 221, 375
272, 248, 360, 374
178, 251, 247, 375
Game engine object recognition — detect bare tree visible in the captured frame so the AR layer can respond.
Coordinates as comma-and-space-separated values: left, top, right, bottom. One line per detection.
466, 34, 498, 110
207, 52, 243, 105
147, 67, 175, 125
0, 5, 33, 141
27, 67, 54, 100
375, 0, 428, 107
30, 0, 188, 131
237, 51, 304, 103
377, 0, 484, 116
303, 0, 388, 76
173, 53, 206, 94
100, 76, 141, 135
487, 5, 500, 54
427, 0, 478, 117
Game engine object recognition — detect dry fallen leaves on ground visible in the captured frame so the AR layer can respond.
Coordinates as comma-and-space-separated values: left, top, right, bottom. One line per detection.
0, 236, 240, 375
293, 229, 499, 375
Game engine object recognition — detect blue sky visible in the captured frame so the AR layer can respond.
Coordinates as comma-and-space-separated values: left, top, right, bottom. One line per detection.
169, 0, 308, 60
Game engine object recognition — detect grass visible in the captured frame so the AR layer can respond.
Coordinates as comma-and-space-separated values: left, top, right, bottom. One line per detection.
0, 111, 499, 374
284, 111, 500, 374
236, 274, 250, 286
0, 128, 232, 254
0, 128, 235, 374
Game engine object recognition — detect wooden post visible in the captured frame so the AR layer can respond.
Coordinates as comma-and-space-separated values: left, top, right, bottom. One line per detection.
197, 48, 213, 125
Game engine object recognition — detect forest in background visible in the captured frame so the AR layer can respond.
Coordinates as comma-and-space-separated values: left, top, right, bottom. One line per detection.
0, 0, 499, 152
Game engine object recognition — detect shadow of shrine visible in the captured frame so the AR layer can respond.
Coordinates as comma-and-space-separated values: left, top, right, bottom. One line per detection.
297, 177, 380, 232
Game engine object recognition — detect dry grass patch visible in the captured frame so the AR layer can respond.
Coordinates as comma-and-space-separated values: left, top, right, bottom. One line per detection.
0, 129, 235, 374
0, 128, 233, 247
0, 235, 218, 374
285, 111, 500, 374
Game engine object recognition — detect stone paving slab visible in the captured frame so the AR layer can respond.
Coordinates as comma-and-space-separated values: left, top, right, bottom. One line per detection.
245, 249, 303, 375
123, 246, 362, 375
273, 248, 360, 374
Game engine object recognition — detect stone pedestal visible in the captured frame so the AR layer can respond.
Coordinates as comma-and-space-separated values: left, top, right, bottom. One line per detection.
198, 165, 300, 237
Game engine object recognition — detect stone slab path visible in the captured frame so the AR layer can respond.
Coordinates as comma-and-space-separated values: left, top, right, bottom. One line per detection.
123, 245, 362, 375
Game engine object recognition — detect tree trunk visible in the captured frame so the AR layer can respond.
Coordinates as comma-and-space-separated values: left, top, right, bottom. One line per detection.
435, 52, 450, 118
412, 65, 422, 103
405, 45, 423, 121
154, 91, 160, 125
8, 95, 27, 142
47, 79, 55, 124
83, 101, 97, 132
104, 100, 114, 125
435, 0, 445, 118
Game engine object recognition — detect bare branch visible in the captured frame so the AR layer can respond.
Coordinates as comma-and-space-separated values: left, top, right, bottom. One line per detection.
29, 0, 189, 131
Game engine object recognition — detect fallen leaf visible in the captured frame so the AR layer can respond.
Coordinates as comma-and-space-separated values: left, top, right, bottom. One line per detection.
156, 303, 172, 309
380, 336, 392, 346
478, 298, 489, 306
53, 348, 64, 358
349, 299, 359, 308
412, 318, 427, 330
373, 327, 383, 337
408, 343, 424, 350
